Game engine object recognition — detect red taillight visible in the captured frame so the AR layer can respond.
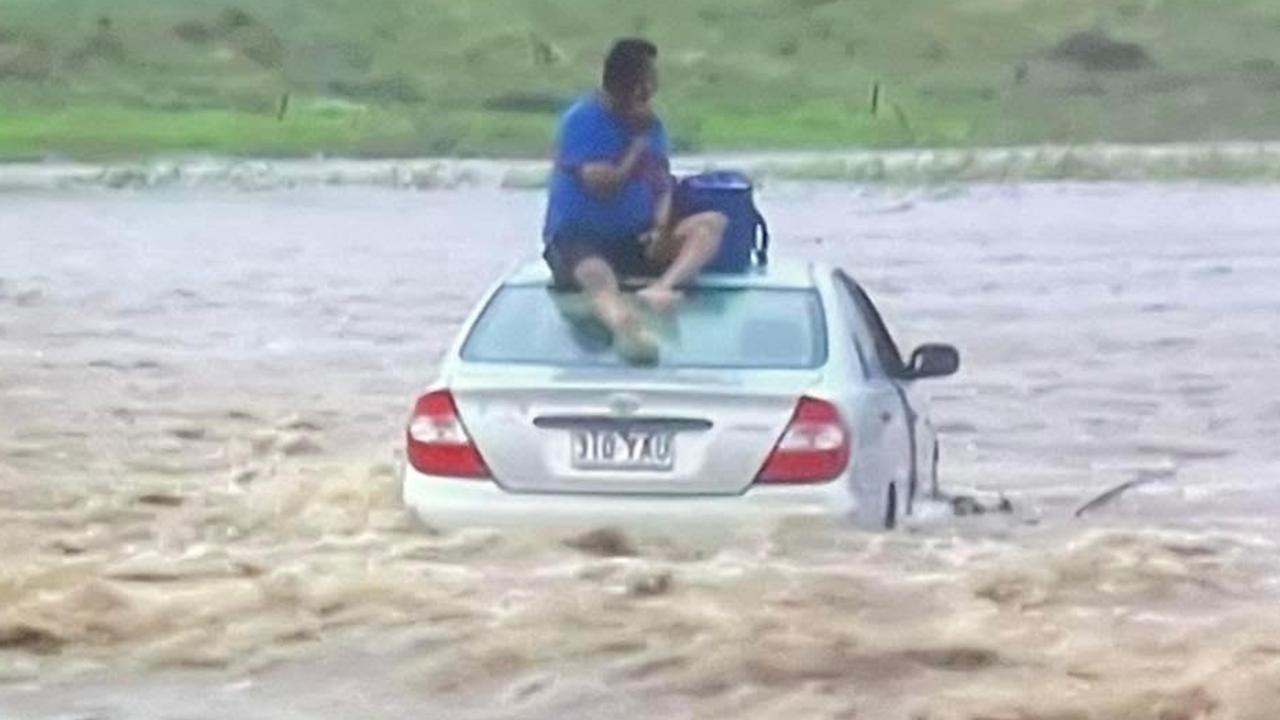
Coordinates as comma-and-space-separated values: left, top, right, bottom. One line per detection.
405, 390, 490, 479
756, 397, 851, 484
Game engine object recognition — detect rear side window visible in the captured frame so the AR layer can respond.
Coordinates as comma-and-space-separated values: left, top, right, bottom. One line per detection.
461, 286, 828, 369
837, 274, 906, 377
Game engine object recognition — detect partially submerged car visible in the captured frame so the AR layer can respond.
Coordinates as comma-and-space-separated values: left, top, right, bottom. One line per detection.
401, 259, 958, 531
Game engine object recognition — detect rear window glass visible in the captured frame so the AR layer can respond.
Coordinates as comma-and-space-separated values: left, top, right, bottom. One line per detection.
461, 286, 827, 369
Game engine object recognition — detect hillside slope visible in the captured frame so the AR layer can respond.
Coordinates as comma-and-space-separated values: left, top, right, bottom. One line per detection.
2, 0, 1280, 158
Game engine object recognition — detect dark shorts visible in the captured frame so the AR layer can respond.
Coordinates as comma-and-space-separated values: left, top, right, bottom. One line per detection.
543, 235, 659, 289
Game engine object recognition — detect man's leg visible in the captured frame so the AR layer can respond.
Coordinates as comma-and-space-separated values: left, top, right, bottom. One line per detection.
638, 211, 727, 312
573, 256, 660, 364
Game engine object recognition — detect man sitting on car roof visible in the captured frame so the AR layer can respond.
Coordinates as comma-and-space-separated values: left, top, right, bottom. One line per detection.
542, 37, 726, 363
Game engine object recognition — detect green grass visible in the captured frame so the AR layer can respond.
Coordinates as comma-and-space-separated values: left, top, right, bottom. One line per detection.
3, 0, 1280, 159
0, 104, 403, 159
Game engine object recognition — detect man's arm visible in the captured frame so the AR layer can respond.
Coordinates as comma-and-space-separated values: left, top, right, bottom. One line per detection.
637, 179, 673, 249
652, 180, 673, 233
643, 126, 673, 242
579, 135, 648, 196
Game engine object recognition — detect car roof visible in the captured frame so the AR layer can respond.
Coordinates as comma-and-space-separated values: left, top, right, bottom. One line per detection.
504, 257, 821, 289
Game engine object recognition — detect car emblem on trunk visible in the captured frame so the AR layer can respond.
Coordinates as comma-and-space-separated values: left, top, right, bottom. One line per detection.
607, 393, 641, 416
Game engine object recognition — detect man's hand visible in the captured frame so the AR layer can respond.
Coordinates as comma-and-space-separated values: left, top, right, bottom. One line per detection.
621, 135, 648, 172
580, 134, 649, 197
637, 227, 665, 248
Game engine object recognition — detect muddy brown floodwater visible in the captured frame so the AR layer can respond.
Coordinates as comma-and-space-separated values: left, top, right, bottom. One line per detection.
2, 183, 1280, 719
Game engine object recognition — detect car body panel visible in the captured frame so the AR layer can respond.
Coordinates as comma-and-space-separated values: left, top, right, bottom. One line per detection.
402, 460, 857, 533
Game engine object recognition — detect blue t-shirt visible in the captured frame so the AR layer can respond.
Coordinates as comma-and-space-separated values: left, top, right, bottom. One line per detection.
543, 95, 670, 246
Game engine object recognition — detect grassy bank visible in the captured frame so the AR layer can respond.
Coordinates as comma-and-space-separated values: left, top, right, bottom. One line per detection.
2, 0, 1280, 159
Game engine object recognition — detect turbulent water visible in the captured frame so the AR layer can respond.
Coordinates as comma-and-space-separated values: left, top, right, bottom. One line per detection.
1, 183, 1279, 719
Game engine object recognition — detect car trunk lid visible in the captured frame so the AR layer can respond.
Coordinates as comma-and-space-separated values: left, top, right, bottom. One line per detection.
451, 367, 822, 495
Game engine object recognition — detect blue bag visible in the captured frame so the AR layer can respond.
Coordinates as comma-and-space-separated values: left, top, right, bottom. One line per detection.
674, 171, 769, 273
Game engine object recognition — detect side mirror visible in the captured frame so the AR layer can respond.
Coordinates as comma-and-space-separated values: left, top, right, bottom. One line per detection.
902, 343, 959, 380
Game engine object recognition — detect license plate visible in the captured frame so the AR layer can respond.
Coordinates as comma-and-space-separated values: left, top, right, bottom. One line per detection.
570, 427, 675, 471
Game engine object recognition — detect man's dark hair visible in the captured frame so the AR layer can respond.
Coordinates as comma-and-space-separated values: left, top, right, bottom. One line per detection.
603, 38, 657, 97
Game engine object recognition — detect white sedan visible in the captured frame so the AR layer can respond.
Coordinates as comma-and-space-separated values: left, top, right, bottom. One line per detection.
401, 259, 958, 531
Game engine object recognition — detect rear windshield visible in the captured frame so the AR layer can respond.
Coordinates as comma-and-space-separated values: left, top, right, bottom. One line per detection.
461, 286, 827, 369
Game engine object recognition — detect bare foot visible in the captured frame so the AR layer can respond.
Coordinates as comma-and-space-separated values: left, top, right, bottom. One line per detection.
614, 322, 660, 365
636, 285, 683, 314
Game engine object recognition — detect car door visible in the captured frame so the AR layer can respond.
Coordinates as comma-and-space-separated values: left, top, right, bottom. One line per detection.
835, 272, 931, 515
831, 272, 915, 525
